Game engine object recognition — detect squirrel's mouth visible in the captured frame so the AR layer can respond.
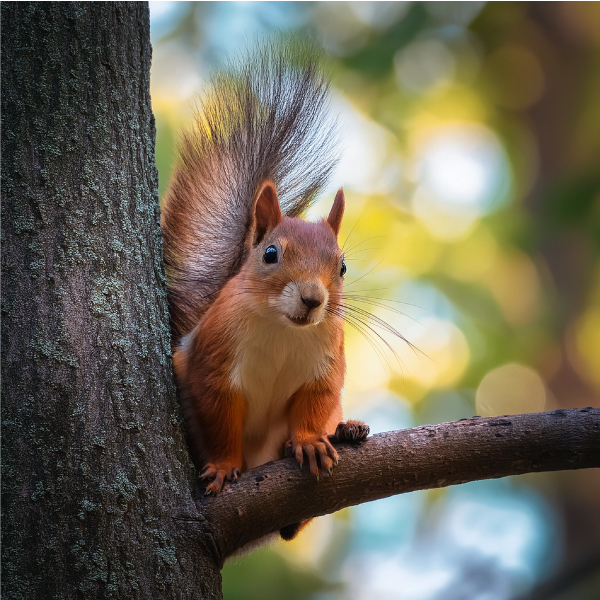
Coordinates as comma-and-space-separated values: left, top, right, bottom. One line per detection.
287, 314, 312, 327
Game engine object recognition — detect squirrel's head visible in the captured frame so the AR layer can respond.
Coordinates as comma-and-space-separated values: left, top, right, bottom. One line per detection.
240, 181, 346, 328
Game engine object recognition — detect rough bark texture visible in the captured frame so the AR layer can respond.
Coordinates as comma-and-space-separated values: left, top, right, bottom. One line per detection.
203, 408, 600, 562
1, 3, 220, 599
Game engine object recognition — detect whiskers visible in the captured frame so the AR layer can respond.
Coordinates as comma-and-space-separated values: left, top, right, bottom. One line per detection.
337, 211, 427, 376
326, 292, 428, 377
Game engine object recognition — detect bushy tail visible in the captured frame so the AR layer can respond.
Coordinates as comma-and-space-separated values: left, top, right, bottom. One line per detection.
162, 40, 339, 344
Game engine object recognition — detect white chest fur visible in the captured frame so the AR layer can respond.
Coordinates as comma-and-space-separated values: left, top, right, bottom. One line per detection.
229, 316, 334, 469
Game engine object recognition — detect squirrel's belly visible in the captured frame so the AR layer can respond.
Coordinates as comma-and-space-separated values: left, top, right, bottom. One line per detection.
230, 334, 331, 469
243, 419, 288, 470
237, 365, 305, 469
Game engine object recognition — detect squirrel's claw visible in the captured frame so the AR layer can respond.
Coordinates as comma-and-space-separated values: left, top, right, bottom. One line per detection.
285, 440, 294, 458
227, 468, 241, 483
288, 434, 339, 480
199, 465, 218, 480
200, 462, 241, 494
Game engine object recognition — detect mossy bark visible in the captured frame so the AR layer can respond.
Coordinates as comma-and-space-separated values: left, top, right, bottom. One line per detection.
1, 3, 221, 598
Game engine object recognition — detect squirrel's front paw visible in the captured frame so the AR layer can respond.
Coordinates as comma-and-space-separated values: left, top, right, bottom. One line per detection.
286, 435, 339, 480
331, 420, 370, 443
199, 462, 241, 495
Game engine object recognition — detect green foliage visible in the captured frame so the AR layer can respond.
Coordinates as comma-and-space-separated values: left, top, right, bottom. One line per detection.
222, 548, 338, 600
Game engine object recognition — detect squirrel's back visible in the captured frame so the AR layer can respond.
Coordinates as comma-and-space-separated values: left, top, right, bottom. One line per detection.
161, 42, 339, 344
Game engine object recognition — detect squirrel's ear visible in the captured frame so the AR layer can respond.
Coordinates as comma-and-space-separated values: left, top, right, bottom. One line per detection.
254, 181, 282, 245
327, 188, 345, 237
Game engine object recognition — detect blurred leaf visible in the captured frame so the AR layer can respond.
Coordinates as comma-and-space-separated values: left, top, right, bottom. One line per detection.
222, 547, 339, 600
543, 170, 600, 241
341, 3, 428, 78
155, 111, 177, 201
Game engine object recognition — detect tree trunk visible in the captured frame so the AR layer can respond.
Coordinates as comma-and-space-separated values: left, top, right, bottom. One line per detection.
1, 3, 221, 598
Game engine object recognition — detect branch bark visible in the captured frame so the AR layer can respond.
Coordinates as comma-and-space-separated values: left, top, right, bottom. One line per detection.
200, 408, 600, 563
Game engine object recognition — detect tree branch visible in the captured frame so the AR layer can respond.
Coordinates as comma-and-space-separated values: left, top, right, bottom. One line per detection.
197, 408, 600, 563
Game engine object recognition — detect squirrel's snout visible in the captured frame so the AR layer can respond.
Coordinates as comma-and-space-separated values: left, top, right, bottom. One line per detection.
297, 281, 327, 314
301, 296, 323, 310
276, 280, 329, 326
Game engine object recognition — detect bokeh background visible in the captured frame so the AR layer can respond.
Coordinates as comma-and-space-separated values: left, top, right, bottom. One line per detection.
148, 2, 600, 599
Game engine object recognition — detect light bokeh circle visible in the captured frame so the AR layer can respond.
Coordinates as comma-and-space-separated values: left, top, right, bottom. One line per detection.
476, 363, 547, 416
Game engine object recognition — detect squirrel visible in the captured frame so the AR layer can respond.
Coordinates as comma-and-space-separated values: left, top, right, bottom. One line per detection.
161, 43, 369, 541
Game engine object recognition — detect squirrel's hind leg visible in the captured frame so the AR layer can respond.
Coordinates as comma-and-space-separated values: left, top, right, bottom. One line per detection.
280, 519, 312, 541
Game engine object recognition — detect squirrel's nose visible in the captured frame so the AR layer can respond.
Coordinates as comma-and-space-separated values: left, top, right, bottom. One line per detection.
301, 296, 322, 310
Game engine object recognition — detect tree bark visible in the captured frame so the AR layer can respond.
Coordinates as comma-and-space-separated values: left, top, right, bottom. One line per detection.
2, 4, 599, 600
1, 3, 220, 598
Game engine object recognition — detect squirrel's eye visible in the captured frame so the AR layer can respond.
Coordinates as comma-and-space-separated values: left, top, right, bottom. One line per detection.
264, 245, 278, 264
340, 258, 346, 277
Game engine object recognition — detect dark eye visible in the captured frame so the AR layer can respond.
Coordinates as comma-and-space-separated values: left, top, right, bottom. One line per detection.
264, 245, 278, 264
340, 258, 346, 277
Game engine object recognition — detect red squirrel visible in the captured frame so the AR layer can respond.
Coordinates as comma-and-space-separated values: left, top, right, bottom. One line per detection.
161, 44, 369, 540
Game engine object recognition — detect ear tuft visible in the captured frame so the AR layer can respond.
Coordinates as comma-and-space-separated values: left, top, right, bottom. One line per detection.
254, 181, 282, 245
327, 188, 345, 236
